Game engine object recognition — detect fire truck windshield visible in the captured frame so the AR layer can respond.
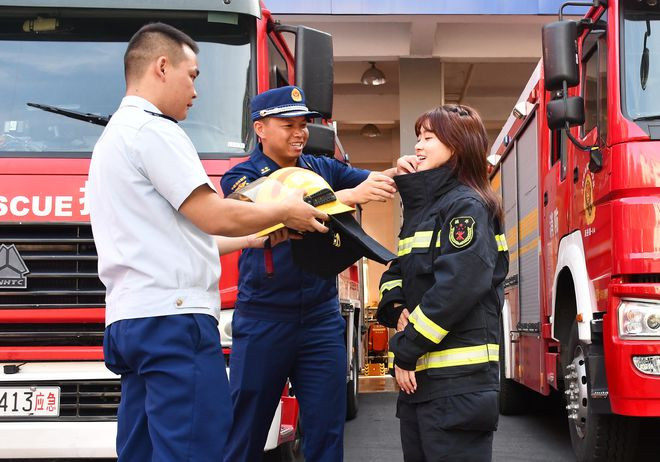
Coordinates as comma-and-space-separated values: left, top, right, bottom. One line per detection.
0, 14, 254, 158
622, 2, 660, 121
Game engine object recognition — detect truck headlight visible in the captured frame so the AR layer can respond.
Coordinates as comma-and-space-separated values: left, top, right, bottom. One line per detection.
618, 299, 660, 339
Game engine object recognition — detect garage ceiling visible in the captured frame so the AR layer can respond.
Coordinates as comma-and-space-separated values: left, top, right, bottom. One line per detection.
274, 13, 577, 157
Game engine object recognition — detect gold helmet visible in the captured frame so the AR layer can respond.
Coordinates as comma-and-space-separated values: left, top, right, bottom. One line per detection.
228, 167, 354, 236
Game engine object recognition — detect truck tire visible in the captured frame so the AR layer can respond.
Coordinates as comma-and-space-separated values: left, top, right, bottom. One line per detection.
498, 321, 528, 415
562, 321, 638, 462
346, 325, 360, 420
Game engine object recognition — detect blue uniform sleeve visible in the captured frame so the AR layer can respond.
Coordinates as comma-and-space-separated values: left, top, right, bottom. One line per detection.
305, 155, 370, 191
220, 163, 255, 198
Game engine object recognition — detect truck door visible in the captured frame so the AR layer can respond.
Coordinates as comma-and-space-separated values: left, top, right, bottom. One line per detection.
542, 125, 570, 321
572, 18, 610, 299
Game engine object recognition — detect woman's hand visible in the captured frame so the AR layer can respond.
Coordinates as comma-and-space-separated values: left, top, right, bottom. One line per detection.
397, 308, 410, 332
395, 365, 417, 394
396, 155, 418, 175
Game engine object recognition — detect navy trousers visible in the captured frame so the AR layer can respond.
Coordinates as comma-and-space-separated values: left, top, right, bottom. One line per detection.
103, 314, 231, 462
397, 391, 498, 462
224, 310, 347, 462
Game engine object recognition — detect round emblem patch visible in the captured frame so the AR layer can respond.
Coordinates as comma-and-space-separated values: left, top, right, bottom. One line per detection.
291, 88, 302, 102
449, 216, 475, 248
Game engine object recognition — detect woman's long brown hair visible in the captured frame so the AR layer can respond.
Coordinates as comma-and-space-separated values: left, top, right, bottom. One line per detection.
414, 104, 504, 224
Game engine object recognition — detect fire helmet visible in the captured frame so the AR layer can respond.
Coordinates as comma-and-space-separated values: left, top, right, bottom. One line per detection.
227, 166, 396, 276
228, 167, 355, 236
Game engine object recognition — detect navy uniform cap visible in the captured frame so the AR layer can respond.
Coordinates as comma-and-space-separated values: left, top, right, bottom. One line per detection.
291, 212, 396, 278
251, 86, 322, 121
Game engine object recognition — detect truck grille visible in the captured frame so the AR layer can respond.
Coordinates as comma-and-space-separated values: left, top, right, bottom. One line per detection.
0, 380, 120, 421
0, 224, 105, 308
0, 323, 104, 346
628, 274, 660, 284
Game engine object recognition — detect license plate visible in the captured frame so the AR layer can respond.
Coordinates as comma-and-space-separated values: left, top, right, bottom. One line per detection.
0, 387, 60, 417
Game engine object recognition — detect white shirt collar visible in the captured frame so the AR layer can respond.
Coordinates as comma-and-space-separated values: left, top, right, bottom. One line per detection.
120, 95, 162, 114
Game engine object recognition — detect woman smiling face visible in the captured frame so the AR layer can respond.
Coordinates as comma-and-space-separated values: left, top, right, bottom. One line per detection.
414, 126, 453, 171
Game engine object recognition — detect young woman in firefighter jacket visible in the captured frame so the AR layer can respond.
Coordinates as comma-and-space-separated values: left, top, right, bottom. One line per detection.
377, 104, 509, 462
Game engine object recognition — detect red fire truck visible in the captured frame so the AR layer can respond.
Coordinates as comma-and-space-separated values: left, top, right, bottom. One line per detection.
0, 1, 363, 459
490, 0, 660, 460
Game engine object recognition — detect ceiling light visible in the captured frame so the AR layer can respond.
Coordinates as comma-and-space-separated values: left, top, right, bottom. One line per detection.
361, 62, 386, 86
360, 124, 382, 137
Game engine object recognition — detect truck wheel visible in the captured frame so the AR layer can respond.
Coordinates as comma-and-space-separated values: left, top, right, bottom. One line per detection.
562, 321, 638, 462
498, 321, 528, 415
346, 325, 360, 420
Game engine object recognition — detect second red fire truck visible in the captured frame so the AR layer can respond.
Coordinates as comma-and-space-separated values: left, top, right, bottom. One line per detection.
490, 0, 660, 460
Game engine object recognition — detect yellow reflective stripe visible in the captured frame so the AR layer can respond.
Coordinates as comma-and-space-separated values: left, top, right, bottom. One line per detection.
496, 234, 508, 252
409, 305, 448, 344
388, 351, 394, 369
415, 344, 499, 371
397, 231, 435, 256
401, 232, 507, 255
397, 236, 414, 256
378, 279, 403, 301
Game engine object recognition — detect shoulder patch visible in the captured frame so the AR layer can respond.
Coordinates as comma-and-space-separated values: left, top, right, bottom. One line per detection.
449, 216, 475, 248
231, 176, 249, 192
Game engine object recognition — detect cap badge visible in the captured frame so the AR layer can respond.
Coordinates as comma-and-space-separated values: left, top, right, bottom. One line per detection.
291, 88, 303, 102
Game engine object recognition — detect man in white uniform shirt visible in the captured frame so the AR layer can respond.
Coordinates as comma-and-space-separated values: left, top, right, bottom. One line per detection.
88, 22, 327, 462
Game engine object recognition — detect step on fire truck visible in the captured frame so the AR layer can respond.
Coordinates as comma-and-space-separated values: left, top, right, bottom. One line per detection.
0, 1, 364, 459
489, 0, 660, 460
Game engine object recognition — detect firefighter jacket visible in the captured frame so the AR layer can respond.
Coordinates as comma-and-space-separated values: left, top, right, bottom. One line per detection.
377, 165, 509, 400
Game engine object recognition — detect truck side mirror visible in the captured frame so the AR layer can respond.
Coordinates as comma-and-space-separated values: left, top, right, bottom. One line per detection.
276, 24, 334, 119
305, 123, 336, 157
542, 21, 579, 91
547, 96, 585, 130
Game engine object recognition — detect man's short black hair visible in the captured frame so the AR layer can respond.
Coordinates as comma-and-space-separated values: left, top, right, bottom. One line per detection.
124, 22, 199, 82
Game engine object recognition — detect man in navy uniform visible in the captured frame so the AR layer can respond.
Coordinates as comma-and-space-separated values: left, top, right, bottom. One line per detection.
221, 86, 409, 462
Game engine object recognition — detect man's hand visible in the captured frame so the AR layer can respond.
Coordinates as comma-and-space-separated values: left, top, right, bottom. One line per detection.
397, 308, 410, 332
395, 365, 417, 394
245, 228, 296, 249
282, 189, 328, 233
215, 228, 296, 256
337, 172, 396, 205
396, 155, 418, 175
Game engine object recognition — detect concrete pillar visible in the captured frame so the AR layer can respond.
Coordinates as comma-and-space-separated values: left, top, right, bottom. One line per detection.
398, 58, 444, 157
395, 58, 444, 231
361, 58, 445, 306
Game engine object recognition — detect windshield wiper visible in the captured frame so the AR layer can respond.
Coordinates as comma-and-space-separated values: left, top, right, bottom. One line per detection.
634, 114, 660, 121
27, 102, 110, 126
